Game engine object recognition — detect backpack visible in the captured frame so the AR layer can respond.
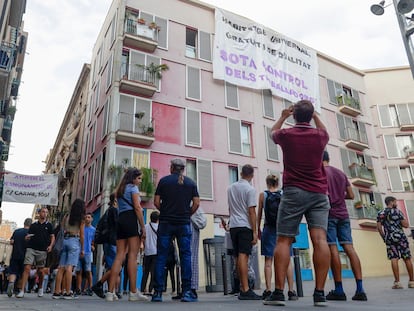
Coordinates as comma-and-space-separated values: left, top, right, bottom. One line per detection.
263, 190, 282, 227
94, 206, 118, 245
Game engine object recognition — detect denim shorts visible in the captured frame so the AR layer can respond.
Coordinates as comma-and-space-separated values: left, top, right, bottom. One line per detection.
261, 225, 276, 257
103, 243, 116, 269
327, 218, 353, 245
277, 187, 330, 237
58, 237, 81, 267
76, 252, 92, 272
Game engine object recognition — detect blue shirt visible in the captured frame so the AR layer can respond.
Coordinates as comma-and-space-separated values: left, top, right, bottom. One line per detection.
118, 184, 139, 214
83, 225, 96, 254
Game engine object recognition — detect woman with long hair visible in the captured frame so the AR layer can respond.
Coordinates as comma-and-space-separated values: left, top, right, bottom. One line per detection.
52, 198, 85, 299
106, 167, 148, 302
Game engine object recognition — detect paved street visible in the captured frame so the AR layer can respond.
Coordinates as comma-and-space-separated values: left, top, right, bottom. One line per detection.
0, 276, 413, 311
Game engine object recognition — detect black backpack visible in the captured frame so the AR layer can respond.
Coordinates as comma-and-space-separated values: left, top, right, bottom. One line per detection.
264, 190, 282, 227
94, 206, 118, 245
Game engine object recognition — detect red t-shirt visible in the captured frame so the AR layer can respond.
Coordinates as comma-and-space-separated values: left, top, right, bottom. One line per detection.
324, 165, 350, 219
272, 123, 329, 194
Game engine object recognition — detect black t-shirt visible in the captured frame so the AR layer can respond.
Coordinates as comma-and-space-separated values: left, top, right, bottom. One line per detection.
155, 173, 199, 225
27, 221, 54, 251
10, 227, 29, 260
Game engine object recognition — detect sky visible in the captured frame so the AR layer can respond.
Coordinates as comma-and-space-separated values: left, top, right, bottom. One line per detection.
2, 0, 411, 226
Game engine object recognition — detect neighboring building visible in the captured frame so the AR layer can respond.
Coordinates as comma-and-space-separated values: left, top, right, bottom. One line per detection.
43, 0, 414, 284
0, 0, 28, 222
0, 219, 16, 264
43, 64, 90, 225
0, 219, 15, 240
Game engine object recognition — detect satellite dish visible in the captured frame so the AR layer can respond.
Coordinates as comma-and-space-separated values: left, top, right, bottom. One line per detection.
397, 0, 414, 14
371, 1, 386, 15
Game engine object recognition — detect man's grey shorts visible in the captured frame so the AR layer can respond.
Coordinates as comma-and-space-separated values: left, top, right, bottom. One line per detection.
276, 186, 330, 237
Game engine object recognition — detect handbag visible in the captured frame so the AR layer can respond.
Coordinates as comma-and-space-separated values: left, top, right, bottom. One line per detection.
191, 207, 207, 230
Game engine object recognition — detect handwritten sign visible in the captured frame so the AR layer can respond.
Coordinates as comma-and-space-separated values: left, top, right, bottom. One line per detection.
2, 173, 59, 205
213, 9, 320, 112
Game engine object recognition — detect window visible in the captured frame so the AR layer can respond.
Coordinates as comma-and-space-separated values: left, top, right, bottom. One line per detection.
327, 79, 360, 106
283, 99, 295, 124
186, 28, 197, 58
83, 133, 89, 164
228, 166, 239, 184
140, 11, 168, 49
241, 123, 252, 156
225, 82, 239, 109
102, 97, 110, 140
383, 134, 414, 159
339, 148, 372, 177
94, 82, 100, 112
90, 123, 96, 156
378, 103, 414, 127
118, 95, 152, 135
262, 89, 274, 118
265, 126, 279, 161
186, 66, 201, 100
125, 50, 163, 90
336, 114, 368, 145
93, 157, 100, 197
105, 54, 113, 91
386, 165, 414, 192
186, 158, 213, 199
88, 163, 95, 202
82, 172, 88, 201
185, 109, 201, 147
115, 146, 149, 169
199, 31, 212, 62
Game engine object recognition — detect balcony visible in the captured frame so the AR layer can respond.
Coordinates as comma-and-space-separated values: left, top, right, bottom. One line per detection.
10, 78, 20, 97
344, 127, 369, 151
0, 42, 16, 74
349, 163, 376, 187
65, 152, 78, 178
404, 146, 414, 163
123, 18, 159, 52
115, 112, 154, 146
120, 64, 158, 97
336, 95, 361, 117
354, 206, 378, 227
400, 122, 414, 132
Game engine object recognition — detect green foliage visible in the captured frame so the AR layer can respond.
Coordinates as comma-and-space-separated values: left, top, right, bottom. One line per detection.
140, 167, 156, 197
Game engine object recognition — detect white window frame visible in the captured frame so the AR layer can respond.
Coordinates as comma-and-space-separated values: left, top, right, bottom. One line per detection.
186, 65, 201, 101
185, 108, 201, 147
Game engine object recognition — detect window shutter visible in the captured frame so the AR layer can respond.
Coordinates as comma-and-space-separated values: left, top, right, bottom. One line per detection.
364, 154, 373, 169
197, 159, 213, 200
373, 192, 382, 207
225, 82, 239, 109
378, 105, 392, 127
348, 150, 358, 166
262, 89, 274, 118
155, 16, 168, 49
265, 126, 278, 161
408, 103, 414, 123
336, 114, 346, 140
387, 166, 404, 192
187, 66, 201, 100
228, 118, 242, 153
406, 200, 414, 226
351, 89, 360, 104
396, 104, 412, 125
186, 109, 201, 146
357, 121, 368, 144
340, 148, 351, 177
384, 135, 399, 158
283, 99, 295, 124
327, 79, 337, 104
199, 31, 212, 61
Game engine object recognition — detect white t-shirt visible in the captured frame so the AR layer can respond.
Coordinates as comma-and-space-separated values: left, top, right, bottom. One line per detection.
144, 222, 158, 256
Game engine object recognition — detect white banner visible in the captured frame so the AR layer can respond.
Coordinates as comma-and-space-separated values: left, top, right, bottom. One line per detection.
213, 9, 320, 112
2, 173, 59, 206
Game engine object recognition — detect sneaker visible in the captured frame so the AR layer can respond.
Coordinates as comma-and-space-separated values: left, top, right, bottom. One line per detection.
263, 289, 285, 306
408, 281, 414, 288
85, 288, 94, 296
352, 292, 367, 301
151, 291, 162, 302
106, 291, 116, 302
63, 293, 74, 300
52, 292, 62, 299
75, 289, 82, 296
392, 281, 404, 289
191, 289, 198, 299
172, 292, 182, 300
326, 290, 346, 301
129, 291, 149, 301
313, 291, 327, 307
238, 289, 261, 300
7, 283, 14, 297
262, 290, 271, 300
116, 292, 122, 300
16, 290, 24, 298
92, 283, 105, 299
181, 290, 198, 302
288, 290, 298, 301
37, 288, 44, 297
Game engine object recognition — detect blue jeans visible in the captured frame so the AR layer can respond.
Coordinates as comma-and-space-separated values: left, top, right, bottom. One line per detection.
154, 223, 192, 293
59, 237, 81, 267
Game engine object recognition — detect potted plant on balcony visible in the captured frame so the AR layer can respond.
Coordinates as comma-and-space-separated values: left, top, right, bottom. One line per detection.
148, 22, 160, 31
139, 167, 156, 201
136, 62, 169, 84
137, 18, 146, 25
354, 201, 363, 209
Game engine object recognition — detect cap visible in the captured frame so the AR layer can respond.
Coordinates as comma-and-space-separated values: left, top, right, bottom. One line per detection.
170, 158, 185, 168
322, 151, 329, 162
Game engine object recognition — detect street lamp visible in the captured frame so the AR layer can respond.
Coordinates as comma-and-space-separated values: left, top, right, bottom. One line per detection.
370, 0, 414, 78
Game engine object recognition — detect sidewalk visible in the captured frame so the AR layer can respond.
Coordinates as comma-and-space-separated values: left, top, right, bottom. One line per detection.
0, 276, 413, 310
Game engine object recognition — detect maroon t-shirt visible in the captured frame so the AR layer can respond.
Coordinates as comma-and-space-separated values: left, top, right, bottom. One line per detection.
273, 123, 328, 194
324, 165, 350, 219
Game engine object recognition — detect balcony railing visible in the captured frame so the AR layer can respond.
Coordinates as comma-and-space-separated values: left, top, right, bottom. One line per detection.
344, 127, 369, 150
120, 63, 158, 96
404, 147, 414, 163
123, 19, 158, 52
349, 205, 378, 227
116, 112, 154, 146
349, 163, 376, 187
336, 95, 361, 117
0, 42, 16, 73
10, 78, 20, 97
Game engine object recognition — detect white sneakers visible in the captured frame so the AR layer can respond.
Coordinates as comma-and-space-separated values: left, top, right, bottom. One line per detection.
38, 288, 44, 297
129, 291, 149, 301
106, 291, 116, 302
16, 290, 24, 298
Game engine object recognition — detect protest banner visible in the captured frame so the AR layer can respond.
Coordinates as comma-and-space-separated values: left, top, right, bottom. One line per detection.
213, 9, 320, 111
2, 173, 58, 205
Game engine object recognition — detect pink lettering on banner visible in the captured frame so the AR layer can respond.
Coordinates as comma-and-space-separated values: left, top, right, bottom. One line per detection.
225, 66, 256, 82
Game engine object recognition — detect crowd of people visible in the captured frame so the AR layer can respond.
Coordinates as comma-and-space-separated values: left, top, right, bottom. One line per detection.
3, 99, 412, 307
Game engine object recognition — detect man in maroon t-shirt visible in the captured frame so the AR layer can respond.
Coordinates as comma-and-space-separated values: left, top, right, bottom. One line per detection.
323, 151, 367, 302
263, 100, 330, 307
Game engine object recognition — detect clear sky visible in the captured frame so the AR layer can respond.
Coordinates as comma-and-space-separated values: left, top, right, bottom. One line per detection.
2, 0, 411, 227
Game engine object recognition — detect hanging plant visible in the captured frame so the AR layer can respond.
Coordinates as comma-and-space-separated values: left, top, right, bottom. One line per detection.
137, 18, 146, 25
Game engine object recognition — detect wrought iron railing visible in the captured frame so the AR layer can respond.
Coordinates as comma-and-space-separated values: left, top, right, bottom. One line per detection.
345, 127, 368, 145
336, 94, 361, 110
349, 163, 375, 182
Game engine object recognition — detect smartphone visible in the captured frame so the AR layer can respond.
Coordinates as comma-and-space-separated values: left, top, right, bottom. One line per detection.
27, 234, 35, 237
